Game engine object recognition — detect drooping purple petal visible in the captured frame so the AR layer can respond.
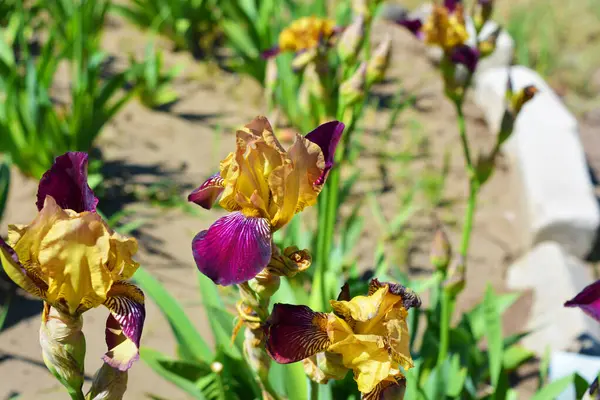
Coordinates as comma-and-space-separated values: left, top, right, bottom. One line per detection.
450, 45, 480, 73
36, 152, 98, 213
262, 46, 281, 59
188, 173, 225, 210
103, 281, 146, 371
192, 212, 272, 286
444, 0, 461, 12
396, 18, 424, 40
305, 121, 345, 186
265, 303, 331, 364
565, 280, 600, 323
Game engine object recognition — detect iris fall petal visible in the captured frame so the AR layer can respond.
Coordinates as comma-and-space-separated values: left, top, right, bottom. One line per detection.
305, 121, 345, 186
103, 281, 145, 371
192, 212, 272, 285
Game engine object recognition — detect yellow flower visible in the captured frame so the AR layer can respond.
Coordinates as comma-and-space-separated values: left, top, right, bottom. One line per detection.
188, 117, 344, 285
6, 196, 138, 315
0, 152, 145, 373
265, 279, 421, 398
423, 3, 469, 51
278, 17, 336, 54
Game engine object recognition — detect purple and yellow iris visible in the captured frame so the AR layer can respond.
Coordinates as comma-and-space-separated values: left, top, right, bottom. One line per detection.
264, 279, 420, 399
0, 152, 145, 371
189, 116, 344, 286
262, 16, 338, 59
396, 0, 480, 72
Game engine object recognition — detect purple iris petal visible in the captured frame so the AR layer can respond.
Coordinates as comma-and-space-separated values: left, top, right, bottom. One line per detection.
305, 121, 345, 186
192, 212, 272, 286
444, 0, 461, 12
565, 280, 600, 323
396, 18, 424, 40
450, 45, 480, 73
103, 282, 146, 371
188, 173, 225, 210
265, 303, 331, 364
261, 46, 281, 59
36, 152, 98, 213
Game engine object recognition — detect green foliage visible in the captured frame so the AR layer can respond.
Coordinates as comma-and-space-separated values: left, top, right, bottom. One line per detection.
111, 0, 221, 59
128, 43, 181, 109
0, 159, 9, 222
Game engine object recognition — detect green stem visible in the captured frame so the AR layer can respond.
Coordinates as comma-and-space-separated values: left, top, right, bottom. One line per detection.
310, 380, 320, 400
437, 100, 479, 365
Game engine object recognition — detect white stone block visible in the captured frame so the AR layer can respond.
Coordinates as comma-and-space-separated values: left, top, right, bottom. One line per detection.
550, 352, 600, 400
507, 242, 600, 356
474, 66, 599, 257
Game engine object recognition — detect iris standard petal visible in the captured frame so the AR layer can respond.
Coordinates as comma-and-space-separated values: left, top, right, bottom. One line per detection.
305, 120, 345, 186
261, 46, 281, 59
188, 173, 225, 210
265, 303, 332, 364
450, 45, 480, 72
565, 280, 600, 323
103, 281, 145, 371
444, 0, 461, 12
36, 152, 98, 213
192, 212, 272, 285
0, 237, 47, 298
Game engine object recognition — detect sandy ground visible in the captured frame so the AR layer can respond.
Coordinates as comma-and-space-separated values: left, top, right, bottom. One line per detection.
0, 11, 549, 400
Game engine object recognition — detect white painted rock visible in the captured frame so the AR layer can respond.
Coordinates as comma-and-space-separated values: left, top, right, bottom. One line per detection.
550, 352, 600, 400
507, 242, 600, 356
475, 66, 599, 258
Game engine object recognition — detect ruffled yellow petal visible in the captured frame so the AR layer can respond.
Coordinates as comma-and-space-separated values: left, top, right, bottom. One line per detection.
328, 333, 392, 394
0, 243, 46, 298
38, 207, 112, 314
107, 231, 139, 280
385, 309, 413, 370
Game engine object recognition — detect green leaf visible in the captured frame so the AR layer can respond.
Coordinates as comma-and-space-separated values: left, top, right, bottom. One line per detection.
197, 272, 242, 359
530, 373, 588, 400
133, 267, 213, 363
446, 354, 468, 397
503, 345, 534, 371
423, 363, 446, 400
140, 348, 209, 399
467, 292, 520, 341
483, 285, 503, 389
0, 160, 10, 222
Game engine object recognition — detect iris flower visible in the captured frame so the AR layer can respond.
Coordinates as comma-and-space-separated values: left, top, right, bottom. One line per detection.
565, 280, 600, 323
0, 152, 145, 371
265, 279, 421, 399
395, 0, 480, 72
262, 16, 338, 59
189, 116, 344, 286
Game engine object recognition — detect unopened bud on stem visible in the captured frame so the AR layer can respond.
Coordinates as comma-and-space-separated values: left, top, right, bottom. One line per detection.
40, 303, 86, 399
86, 363, 128, 400
337, 16, 365, 65
430, 227, 452, 272
367, 35, 392, 86
340, 62, 367, 107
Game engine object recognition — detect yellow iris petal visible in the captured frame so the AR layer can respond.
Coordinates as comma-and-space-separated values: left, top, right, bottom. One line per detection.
278, 17, 336, 53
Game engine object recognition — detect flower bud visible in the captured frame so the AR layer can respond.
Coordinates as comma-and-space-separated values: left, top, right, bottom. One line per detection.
337, 16, 365, 65
478, 27, 500, 58
292, 48, 318, 72
340, 62, 367, 107
511, 85, 538, 116
211, 361, 224, 374
367, 35, 392, 86
86, 363, 128, 400
249, 269, 281, 300
304, 63, 325, 99
430, 227, 452, 272
39, 303, 86, 398
475, 151, 497, 186
442, 257, 466, 298
474, 0, 494, 32
266, 246, 312, 278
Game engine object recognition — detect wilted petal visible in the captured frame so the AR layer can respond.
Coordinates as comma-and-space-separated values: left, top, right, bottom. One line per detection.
265, 303, 331, 364
192, 212, 272, 285
305, 121, 345, 186
188, 173, 225, 210
396, 18, 424, 40
362, 375, 406, 400
450, 45, 480, 72
369, 279, 422, 310
0, 237, 47, 298
565, 280, 600, 323
103, 281, 145, 371
36, 152, 98, 213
